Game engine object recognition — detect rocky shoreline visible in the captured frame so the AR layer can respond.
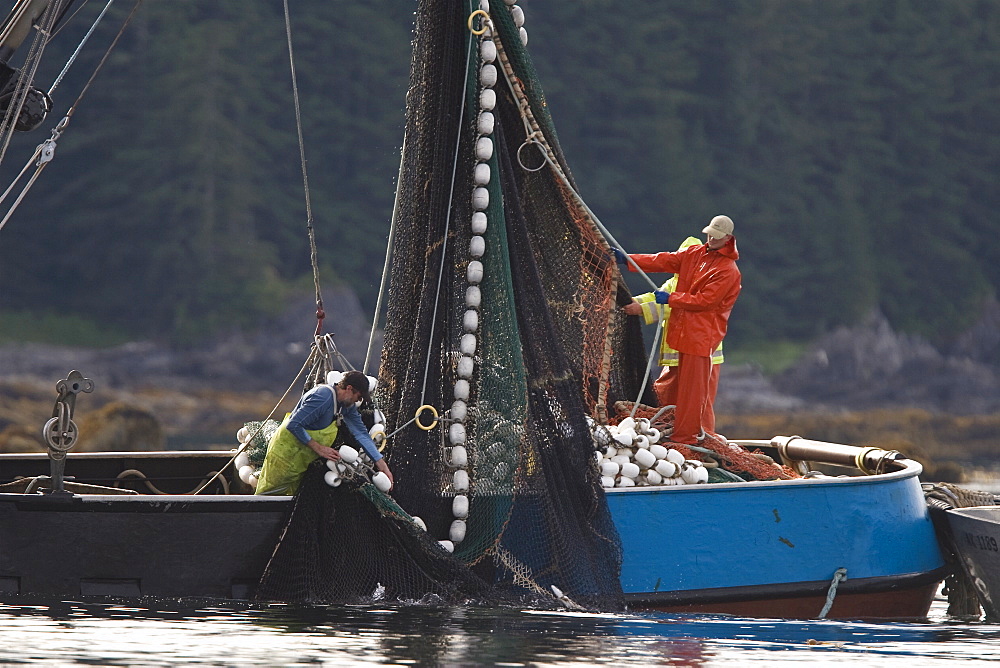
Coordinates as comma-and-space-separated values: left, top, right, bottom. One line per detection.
1, 295, 997, 470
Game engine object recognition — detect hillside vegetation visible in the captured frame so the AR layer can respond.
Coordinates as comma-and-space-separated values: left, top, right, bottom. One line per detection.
0, 1, 996, 353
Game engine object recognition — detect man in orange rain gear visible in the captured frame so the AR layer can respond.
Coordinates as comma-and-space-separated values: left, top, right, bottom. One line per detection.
627, 236, 725, 431
616, 215, 741, 445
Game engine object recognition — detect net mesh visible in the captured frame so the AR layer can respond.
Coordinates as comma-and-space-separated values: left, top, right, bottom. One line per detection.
257, 0, 653, 610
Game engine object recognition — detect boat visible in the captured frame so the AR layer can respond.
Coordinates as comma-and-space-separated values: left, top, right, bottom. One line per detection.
0, 0, 948, 618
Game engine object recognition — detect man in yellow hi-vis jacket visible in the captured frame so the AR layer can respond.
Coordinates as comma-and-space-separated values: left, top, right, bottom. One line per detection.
623, 236, 725, 435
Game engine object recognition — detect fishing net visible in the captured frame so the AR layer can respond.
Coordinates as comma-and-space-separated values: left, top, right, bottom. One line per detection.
256, 0, 659, 610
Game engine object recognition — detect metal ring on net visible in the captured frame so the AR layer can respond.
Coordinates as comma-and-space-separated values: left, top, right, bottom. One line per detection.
414, 404, 440, 431
516, 138, 547, 172
467, 9, 489, 35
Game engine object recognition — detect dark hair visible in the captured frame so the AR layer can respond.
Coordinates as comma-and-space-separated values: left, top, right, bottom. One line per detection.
340, 370, 371, 404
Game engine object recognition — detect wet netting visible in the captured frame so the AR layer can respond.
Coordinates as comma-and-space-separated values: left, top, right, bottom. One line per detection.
257, 0, 651, 610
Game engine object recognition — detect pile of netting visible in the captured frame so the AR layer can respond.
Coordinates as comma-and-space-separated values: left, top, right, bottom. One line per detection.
610, 401, 799, 483
255, 0, 653, 611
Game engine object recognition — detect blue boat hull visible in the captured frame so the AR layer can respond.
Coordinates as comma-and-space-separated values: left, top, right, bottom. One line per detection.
606, 455, 947, 619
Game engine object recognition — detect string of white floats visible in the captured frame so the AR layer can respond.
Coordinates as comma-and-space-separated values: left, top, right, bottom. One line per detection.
590, 416, 710, 487
423, 0, 529, 556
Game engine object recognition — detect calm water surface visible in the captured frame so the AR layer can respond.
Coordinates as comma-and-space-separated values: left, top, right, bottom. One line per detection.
0, 595, 997, 666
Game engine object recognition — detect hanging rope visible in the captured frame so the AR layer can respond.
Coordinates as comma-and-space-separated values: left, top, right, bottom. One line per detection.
47, 0, 118, 98
417, 19, 474, 407
281, 0, 324, 336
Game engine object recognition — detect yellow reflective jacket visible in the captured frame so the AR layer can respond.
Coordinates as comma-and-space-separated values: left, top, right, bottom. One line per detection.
634, 236, 724, 366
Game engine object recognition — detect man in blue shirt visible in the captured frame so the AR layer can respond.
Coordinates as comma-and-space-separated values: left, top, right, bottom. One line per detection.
255, 370, 394, 495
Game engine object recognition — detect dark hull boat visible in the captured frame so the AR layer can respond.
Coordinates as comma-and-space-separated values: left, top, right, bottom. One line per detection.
0, 439, 947, 619
939, 505, 1000, 620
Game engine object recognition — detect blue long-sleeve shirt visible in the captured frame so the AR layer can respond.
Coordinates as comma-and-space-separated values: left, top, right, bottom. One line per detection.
285, 384, 382, 461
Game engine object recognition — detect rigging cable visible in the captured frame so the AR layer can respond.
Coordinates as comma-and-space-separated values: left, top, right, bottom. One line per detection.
418, 17, 475, 407
0, 0, 141, 233
281, 0, 324, 337
0, 0, 66, 165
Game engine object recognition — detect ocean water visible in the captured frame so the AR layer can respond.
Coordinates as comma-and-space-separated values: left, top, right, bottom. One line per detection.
1, 595, 997, 666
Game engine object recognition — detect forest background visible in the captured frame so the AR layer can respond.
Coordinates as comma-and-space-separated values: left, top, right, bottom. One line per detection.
0, 0, 997, 478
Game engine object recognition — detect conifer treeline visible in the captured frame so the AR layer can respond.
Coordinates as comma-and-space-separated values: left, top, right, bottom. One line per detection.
0, 0, 995, 347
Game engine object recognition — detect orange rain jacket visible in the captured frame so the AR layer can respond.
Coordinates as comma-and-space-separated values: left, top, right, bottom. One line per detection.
627, 236, 741, 357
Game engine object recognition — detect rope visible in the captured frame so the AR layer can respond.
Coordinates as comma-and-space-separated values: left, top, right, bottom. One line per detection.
47, 0, 118, 97
280, 0, 324, 336
364, 135, 406, 374
418, 19, 474, 407
630, 316, 662, 418
818, 567, 847, 619
489, 25, 658, 292
0, 0, 142, 232
0, 0, 64, 166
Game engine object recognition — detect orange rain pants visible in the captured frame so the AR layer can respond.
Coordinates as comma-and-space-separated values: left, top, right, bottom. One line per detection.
656, 352, 719, 443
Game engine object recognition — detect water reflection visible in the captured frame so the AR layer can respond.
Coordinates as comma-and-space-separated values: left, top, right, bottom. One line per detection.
0, 596, 998, 666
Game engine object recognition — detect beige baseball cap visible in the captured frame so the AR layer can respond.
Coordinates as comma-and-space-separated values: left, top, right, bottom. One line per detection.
702, 215, 734, 239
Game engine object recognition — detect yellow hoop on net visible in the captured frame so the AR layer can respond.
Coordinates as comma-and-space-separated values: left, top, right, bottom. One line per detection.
468, 9, 489, 35
415, 404, 440, 431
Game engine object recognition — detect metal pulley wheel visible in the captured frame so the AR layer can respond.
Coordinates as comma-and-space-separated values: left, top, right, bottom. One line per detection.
43, 404, 78, 454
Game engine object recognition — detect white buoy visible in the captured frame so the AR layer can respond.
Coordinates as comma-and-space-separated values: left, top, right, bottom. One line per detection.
338, 445, 359, 464
634, 448, 656, 469
369, 424, 386, 444
373, 409, 385, 425
450, 445, 468, 467
460, 332, 478, 356
694, 466, 709, 484
457, 355, 475, 379
438, 540, 455, 553
603, 445, 617, 459
463, 309, 479, 333
324, 470, 342, 487
511, 5, 524, 26
647, 428, 661, 443
611, 454, 630, 468
469, 236, 486, 259
635, 434, 650, 449
594, 429, 610, 446
467, 260, 484, 284
621, 462, 641, 480
472, 186, 489, 211
326, 459, 340, 472
681, 464, 700, 484
474, 161, 491, 185
600, 460, 620, 477
234, 452, 250, 470
412, 516, 427, 531
326, 370, 344, 385
477, 111, 495, 136
450, 519, 467, 543
449, 422, 467, 445
613, 432, 632, 447
635, 418, 650, 434
476, 137, 494, 161
453, 494, 470, 518
471, 211, 488, 234
450, 400, 468, 423
519, 26, 528, 46
649, 444, 668, 461
453, 469, 470, 492
601, 476, 615, 488
616, 476, 635, 488
480, 39, 497, 63
454, 379, 470, 401
618, 417, 636, 432
666, 449, 685, 466
480, 63, 498, 87
655, 460, 677, 478
237, 427, 249, 444
237, 465, 254, 484
373, 471, 392, 492
645, 470, 663, 485
480, 88, 496, 111
248, 473, 258, 488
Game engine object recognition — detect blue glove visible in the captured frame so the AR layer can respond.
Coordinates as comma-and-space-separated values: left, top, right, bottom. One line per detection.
612, 248, 627, 265
654, 290, 671, 304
